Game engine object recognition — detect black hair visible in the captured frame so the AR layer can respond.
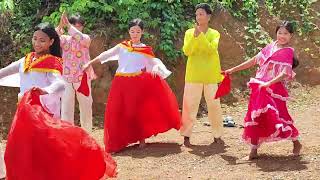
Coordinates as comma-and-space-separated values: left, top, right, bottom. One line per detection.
276, 21, 299, 69
68, 13, 85, 26
128, 18, 144, 30
34, 22, 62, 58
195, 3, 212, 15
292, 56, 299, 69
276, 20, 294, 34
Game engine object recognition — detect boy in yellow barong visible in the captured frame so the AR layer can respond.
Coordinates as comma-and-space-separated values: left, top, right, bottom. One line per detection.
181, 3, 224, 146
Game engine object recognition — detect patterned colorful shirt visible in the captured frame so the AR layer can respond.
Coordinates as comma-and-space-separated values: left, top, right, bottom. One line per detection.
60, 26, 94, 83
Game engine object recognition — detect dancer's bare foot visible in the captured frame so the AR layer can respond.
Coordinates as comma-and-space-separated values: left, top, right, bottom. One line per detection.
183, 136, 192, 147
241, 148, 258, 161
293, 140, 302, 156
214, 137, 224, 144
139, 140, 146, 149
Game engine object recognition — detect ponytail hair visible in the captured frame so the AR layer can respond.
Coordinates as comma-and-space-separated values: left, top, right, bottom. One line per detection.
34, 23, 62, 58
292, 56, 299, 69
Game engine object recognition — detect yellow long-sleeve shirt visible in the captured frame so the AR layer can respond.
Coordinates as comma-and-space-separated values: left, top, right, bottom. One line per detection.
183, 28, 223, 84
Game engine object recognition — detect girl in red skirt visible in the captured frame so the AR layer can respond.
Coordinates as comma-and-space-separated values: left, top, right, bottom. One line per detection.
83, 18, 181, 153
225, 21, 302, 160
0, 23, 116, 179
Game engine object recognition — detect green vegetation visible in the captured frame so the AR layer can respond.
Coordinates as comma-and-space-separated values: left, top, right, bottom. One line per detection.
0, 0, 318, 66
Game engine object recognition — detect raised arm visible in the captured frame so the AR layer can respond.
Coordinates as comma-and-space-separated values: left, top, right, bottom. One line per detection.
225, 56, 257, 74
0, 58, 22, 79
82, 45, 120, 71
67, 25, 91, 48
56, 12, 91, 47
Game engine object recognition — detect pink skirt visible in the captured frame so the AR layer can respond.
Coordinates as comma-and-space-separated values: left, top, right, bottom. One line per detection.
242, 79, 299, 148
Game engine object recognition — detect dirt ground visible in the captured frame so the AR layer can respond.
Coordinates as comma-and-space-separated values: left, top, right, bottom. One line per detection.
1, 84, 320, 179
91, 84, 319, 180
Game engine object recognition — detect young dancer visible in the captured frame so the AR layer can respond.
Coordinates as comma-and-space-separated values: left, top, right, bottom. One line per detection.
0, 23, 116, 179
56, 12, 95, 132
180, 3, 224, 146
225, 21, 302, 160
83, 18, 181, 153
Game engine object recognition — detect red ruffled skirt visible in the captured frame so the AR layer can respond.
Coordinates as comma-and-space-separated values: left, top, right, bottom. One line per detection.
4, 89, 117, 180
243, 79, 299, 148
104, 72, 181, 153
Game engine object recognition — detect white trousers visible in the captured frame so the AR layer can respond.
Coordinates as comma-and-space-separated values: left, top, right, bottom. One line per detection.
180, 83, 223, 138
61, 80, 93, 132
0, 146, 5, 179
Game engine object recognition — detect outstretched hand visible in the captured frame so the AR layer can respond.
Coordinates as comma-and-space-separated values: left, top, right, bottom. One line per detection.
58, 11, 70, 29
259, 82, 271, 89
224, 68, 234, 75
82, 62, 91, 72
151, 65, 159, 78
62, 11, 70, 27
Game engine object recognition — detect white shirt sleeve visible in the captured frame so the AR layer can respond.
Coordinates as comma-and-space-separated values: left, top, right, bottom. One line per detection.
146, 58, 172, 79
0, 58, 23, 79
97, 45, 121, 64
42, 73, 66, 94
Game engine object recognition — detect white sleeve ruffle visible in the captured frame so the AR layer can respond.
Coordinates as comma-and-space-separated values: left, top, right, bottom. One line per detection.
146, 58, 172, 79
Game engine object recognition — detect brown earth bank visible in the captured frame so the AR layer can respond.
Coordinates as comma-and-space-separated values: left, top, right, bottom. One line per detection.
89, 3, 320, 115
1, 84, 320, 179
1, 3, 319, 141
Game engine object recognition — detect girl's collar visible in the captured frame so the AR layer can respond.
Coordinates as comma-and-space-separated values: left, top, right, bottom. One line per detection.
271, 41, 292, 54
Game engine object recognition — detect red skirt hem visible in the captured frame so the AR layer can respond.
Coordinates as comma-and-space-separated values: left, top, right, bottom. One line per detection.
104, 73, 181, 153
5, 89, 117, 179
